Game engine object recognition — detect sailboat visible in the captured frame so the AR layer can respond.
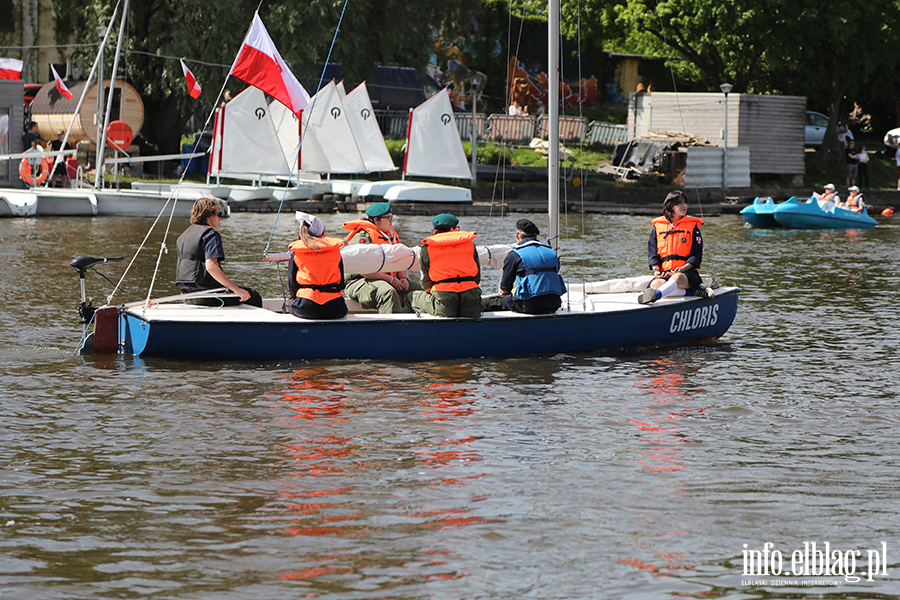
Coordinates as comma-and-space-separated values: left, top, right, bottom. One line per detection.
72, 7, 738, 360
356, 88, 473, 204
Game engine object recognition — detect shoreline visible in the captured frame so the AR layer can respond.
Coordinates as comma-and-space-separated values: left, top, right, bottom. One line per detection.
227, 185, 900, 216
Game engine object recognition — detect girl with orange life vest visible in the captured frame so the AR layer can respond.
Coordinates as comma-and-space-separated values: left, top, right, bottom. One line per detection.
341, 202, 421, 313
845, 186, 865, 213
638, 190, 712, 305
405, 213, 482, 318
288, 211, 348, 320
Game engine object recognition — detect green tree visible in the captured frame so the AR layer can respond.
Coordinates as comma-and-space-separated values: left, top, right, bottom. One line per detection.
51, 0, 481, 155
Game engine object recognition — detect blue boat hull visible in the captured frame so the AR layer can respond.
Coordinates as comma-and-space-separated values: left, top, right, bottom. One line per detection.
773, 197, 877, 229
120, 289, 739, 361
740, 197, 781, 228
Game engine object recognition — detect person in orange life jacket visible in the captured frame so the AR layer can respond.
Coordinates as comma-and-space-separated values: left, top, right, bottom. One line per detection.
288, 211, 347, 320
845, 186, 865, 213
638, 190, 712, 305
405, 213, 482, 318
815, 183, 840, 207
482, 218, 566, 314
175, 196, 262, 307
342, 202, 422, 313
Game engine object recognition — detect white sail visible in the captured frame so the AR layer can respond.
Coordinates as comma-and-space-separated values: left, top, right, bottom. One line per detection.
268, 99, 301, 172
343, 82, 396, 172
299, 80, 367, 174
210, 87, 290, 176
336, 81, 347, 98
404, 88, 471, 180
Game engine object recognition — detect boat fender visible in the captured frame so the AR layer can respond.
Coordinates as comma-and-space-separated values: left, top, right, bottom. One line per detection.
19, 155, 52, 185
92, 306, 120, 354
882, 208, 894, 216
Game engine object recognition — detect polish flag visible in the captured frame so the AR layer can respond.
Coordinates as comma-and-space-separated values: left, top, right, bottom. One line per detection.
0, 58, 23, 81
230, 13, 310, 114
51, 64, 73, 99
180, 59, 202, 99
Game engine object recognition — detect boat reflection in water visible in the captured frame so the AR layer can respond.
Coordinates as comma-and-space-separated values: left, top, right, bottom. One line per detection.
269, 364, 491, 587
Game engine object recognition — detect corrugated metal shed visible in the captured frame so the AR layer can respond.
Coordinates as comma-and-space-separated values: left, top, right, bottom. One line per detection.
628, 92, 805, 176
685, 147, 751, 188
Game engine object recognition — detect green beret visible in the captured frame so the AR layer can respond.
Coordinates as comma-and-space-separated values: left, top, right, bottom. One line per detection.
432, 213, 459, 228
365, 202, 393, 218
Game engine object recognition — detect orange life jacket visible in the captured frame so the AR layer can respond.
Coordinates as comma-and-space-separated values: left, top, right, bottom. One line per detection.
289, 236, 345, 304
651, 215, 703, 272
421, 231, 479, 293
846, 194, 863, 211
342, 219, 399, 245
821, 191, 838, 202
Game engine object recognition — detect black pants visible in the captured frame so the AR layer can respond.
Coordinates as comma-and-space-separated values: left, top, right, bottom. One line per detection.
290, 296, 348, 320
858, 163, 869, 187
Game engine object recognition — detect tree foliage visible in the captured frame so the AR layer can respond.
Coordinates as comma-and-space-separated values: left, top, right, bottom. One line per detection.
49, 0, 481, 154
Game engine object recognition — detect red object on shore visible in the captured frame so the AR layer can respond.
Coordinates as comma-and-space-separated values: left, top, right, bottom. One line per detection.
105, 121, 133, 151
882, 208, 894, 216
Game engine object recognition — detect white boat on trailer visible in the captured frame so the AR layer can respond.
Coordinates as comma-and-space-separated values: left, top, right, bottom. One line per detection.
71, 6, 738, 361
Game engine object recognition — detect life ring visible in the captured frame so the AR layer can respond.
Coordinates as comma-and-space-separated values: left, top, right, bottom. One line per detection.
19, 155, 52, 185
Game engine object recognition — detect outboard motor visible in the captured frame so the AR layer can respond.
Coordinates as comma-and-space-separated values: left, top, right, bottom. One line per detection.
70, 256, 123, 354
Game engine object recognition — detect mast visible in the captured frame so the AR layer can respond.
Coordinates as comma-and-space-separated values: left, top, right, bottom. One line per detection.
95, 0, 130, 190
548, 0, 559, 250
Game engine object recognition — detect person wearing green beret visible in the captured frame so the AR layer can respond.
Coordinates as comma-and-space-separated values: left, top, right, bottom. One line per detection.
340, 202, 422, 313
405, 213, 482, 318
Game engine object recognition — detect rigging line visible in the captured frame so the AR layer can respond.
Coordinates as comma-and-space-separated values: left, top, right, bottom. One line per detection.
264, 0, 352, 256
0, 43, 101, 51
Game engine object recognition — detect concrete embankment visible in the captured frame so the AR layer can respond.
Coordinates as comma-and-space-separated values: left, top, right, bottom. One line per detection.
226, 186, 900, 216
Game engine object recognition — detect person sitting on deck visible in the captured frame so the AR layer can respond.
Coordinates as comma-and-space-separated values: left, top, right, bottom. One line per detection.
638, 190, 713, 305
405, 214, 482, 318
175, 196, 262, 307
341, 202, 421, 313
288, 212, 348, 320
482, 218, 566, 314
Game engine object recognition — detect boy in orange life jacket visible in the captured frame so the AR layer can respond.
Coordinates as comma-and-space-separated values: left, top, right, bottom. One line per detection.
405, 213, 482, 318
638, 190, 712, 304
342, 202, 422, 313
288, 212, 348, 320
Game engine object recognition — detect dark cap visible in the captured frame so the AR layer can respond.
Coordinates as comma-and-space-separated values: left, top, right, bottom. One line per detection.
365, 202, 392, 218
516, 218, 539, 237
432, 213, 459, 228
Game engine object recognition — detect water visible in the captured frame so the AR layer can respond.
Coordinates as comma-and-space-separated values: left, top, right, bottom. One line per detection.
2, 208, 900, 599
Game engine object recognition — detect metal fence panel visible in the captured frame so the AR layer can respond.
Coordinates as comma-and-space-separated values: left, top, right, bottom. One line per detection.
486, 115, 539, 145
376, 110, 410, 140
585, 121, 628, 146
453, 114, 487, 142
685, 147, 751, 188
535, 115, 588, 144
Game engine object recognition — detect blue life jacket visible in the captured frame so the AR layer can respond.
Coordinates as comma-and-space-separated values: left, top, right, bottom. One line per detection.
512, 240, 567, 300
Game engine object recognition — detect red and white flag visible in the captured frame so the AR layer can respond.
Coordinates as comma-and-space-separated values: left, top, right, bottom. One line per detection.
180, 59, 202, 99
51, 64, 73, 99
0, 58, 23, 81
230, 13, 310, 114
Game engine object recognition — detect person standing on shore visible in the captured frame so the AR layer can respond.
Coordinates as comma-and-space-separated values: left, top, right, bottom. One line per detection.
846, 139, 859, 187
857, 146, 870, 188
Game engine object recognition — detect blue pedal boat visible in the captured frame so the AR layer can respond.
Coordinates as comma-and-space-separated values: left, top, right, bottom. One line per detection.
740, 197, 781, 228
772, 196, 877, 229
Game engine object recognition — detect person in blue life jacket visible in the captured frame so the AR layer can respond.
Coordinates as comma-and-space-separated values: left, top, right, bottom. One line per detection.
175, 196, 262, 307
482, 218, 566, 314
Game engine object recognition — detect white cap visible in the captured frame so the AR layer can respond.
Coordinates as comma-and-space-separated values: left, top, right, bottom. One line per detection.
824, 183, 835, 190
848, 186, 859, 192
295, 211, 324, 237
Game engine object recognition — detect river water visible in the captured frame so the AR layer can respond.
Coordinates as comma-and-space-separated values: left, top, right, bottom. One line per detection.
1, 206, 899, 599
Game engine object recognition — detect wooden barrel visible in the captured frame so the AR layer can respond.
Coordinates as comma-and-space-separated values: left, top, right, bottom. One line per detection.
29, 78, 144, 144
